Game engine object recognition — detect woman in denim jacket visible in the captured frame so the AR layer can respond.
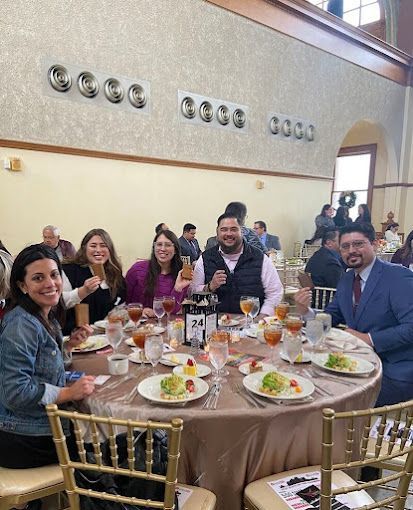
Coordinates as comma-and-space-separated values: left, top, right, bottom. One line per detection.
0, 244, 95, 469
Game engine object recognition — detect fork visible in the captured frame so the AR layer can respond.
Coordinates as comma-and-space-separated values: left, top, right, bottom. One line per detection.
230, 382, 266, 408
302, 369, 333, 396
202, 383, 218, 410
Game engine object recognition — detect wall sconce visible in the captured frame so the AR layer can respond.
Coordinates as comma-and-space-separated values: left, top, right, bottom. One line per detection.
3, 157, 22, 171
256, 180, 264, 189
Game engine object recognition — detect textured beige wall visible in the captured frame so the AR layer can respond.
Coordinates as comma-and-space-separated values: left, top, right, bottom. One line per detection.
0, 147, 330, 269
0, 0, 407, 178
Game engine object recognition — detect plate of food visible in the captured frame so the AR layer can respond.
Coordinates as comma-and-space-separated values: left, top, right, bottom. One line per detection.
71, 335, 110, 353
280, 351, 311, 363
93, 319, 144, 331
239, 360, 276, 375
243, 371, 314, 400
218, 314, 240, 327
311, 352, 375, 375
138, 374, 209, 404
173, 359, 211, 378
159, 353, 195, 367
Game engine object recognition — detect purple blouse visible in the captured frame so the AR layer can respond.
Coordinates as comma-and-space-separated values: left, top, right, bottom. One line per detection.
125, 260, 187, 313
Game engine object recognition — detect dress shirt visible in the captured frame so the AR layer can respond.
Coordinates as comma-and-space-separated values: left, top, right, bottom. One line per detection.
259, 233, 267, 248
191, 247, 283, 315
384, 230, 400, 243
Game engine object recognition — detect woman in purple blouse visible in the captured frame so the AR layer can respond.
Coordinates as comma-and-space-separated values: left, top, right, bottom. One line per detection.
126, 230, 191, 316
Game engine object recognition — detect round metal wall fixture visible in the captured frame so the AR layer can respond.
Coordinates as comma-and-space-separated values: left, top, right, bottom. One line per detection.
282, 119, 292, 137
217, 104, 230, 125
104, 78, 124, 103
128, 84, 147, 108
306, 124, 315, 141
233, 108, 246, 128
77, 72, 99, 98
270, 116, 280, 134
181, 96, 196, 119
48, 64, 72, 92
294, 122, 304, 139
199, 101, 214, 122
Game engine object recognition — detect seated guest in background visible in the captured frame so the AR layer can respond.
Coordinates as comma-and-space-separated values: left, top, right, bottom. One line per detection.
126, 230, 191, 317
42, 224, 76, 261
315, 204, 335, 229
0, 244, 95, 469
333, 206, 353, 228
295, 223, 413, 406
0, 240, 10, 255
191, 213, 283, 315
179, 223, 201, 263
155, 222, 169, 235
384, 223, 400, 243
305, 228, 344, 288
62, 229, 126, 334
225, 201, 267, 253
354, 203, 372, 225
205, 235, 217, 250
0, 250, 13, 320
253, 221, 281, 250
391, 230, 413, 268
304, 226, 326, 246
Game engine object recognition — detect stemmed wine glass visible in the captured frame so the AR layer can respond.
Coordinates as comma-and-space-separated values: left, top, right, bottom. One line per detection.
275, 301, 289, 322
283, 331, 303, 368
240, 296, 254, 327
208, 335, 229, 383
153, 297, 165, 326
162, 296, 176, 324
264, 323, 283, 365
315, 312, 332, 350
105, 321, 123, 354
249, 297, 260, 325
127, 302, 143, 328
144, 335, 163, 375
305, 318, 324, 357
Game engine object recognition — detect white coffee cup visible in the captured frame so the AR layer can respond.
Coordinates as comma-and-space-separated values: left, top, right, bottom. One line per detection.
108, 354, 129, 375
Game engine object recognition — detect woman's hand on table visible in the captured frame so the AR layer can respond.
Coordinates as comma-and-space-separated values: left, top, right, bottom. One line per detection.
143, 307, 156, 318
57, 375, 96, 403
66, 325, 94, 351
294, 287, 312, 315
78, 276, 101, 300
174, 270, 192, 292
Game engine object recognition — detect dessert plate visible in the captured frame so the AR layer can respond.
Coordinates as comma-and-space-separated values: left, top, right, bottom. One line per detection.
173, 364, 211, 378
218, 319, 240, 327
138, 375, 208, 404
160, 353, 195, 367
239, 362, 276, 375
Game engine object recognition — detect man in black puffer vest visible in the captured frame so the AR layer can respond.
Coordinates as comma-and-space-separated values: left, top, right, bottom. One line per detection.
191, 213, 283, 315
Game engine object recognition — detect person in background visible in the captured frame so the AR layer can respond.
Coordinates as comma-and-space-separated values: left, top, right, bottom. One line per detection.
126, 230, 191, 317
253, 221, 281, 251
155, 223, 169, 235
0, 250, 13, 320
179, 223, 201, 263
384, 223, 400, 243
305, 227, 344, 288
0, 244, 95, 469
42, 225, 76, 262
333, 206, 353, 228
62, 229, 126, 334
304, 226, 326, 246
391, 230, 413, 268
191, 213, 283, 315
354, 203, 372, 225
0, 240, 10, 255
315, 204, 335, 229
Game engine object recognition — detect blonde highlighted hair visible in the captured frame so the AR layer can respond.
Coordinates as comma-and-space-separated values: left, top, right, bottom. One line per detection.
0, 250, 14, 300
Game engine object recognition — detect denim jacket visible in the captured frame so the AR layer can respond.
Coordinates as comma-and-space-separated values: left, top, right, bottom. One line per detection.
0, 306, 66, 436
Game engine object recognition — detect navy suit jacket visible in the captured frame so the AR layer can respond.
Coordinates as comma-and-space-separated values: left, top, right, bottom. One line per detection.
305, 246, 344, 288
179, 236, 201, 263
265, 233, 281, 251
325, 259, 413, 384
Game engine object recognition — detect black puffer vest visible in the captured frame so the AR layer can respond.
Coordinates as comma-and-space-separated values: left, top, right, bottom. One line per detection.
203, 243, 265, 313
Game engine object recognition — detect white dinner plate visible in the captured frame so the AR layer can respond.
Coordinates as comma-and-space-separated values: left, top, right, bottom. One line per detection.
239, 362, 277, 375
311, 353, 375, 376
218, 319, 240, 327
128, 352, 152, 364
160, 353, 195, 367
243, 371, 314, 400
72, 335, 110, 353
138, 374, 209, 404
280, 351, 311, 363
93, 319, 145, 331
173, 364, 211, 378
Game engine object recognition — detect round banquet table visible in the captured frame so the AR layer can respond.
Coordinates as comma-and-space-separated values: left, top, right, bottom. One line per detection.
71, 330, 382, 510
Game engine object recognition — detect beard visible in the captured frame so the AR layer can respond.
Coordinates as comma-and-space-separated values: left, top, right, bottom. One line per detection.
219, 238, 243, 254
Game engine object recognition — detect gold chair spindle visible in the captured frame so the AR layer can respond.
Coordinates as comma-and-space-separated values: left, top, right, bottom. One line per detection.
90, 419, 103, 466
145, 425, 154, 475
107, 419, 118, 469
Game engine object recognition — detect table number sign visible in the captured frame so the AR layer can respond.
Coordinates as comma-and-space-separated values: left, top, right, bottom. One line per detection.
182, 292, 218, 348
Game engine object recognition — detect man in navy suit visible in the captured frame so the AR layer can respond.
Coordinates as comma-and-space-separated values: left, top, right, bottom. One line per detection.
178, 223, 201, 264
253, 221, 281, 251
305, 228, 344, 289
295, 223, 413, 406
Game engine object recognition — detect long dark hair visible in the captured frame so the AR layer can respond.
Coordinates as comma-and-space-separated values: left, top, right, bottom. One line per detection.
399, 230, 413, 259
144, 230, 182, 300
67, 228, 123, 299
9, 244, 65, 335
357, 204, 371, 223
320, 204, 331, 217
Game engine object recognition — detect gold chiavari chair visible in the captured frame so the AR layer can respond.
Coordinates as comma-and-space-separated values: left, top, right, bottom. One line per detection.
293, 242, 302, 258
46, 404, 216, 510
244, 400, 413, 510
282, 260, 305, 288
313, 286, 337, 311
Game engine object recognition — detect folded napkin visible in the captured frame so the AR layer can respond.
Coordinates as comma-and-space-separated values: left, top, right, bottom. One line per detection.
326, 328, 358, 350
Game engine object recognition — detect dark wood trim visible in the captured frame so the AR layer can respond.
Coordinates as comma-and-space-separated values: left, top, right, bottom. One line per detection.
0, 139, 333, 181
207, 0, 413, 85
373, 182, 413, 189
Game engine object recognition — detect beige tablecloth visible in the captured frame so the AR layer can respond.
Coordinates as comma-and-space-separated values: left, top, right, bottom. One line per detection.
72, 335, 381, 510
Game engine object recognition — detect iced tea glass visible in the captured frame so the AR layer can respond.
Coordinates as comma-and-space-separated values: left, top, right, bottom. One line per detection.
275, 301, 289, 322
264, 323, 283, 365
240, 296, 254, 327
162, 296, 176, 323
127, 303, 143, 328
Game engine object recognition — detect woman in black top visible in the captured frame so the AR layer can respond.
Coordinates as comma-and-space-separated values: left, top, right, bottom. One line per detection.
354, 203, 371, 224
334, 206, 353, 228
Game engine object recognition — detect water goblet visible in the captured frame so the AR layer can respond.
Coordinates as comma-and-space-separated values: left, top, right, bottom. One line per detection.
264, 323, 283, 365
105, 321, 123, 354
144, 335, 163, 375
305, 318, 324, 356
162, 296, 176, 324
208, 335, 229, 383
127, 302, 143, 328
240, 296, 254, 327
249, 297, 260, 324
153, 297, 165, 326
283, 330, 303, 368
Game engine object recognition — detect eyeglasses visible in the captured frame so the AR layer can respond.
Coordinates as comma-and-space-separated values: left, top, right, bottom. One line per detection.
340, 240, 369, 251
154, 242, 174, 250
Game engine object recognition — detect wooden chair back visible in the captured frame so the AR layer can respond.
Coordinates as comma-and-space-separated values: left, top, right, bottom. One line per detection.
46, 404, 183, 510
321, 400, 413, 510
